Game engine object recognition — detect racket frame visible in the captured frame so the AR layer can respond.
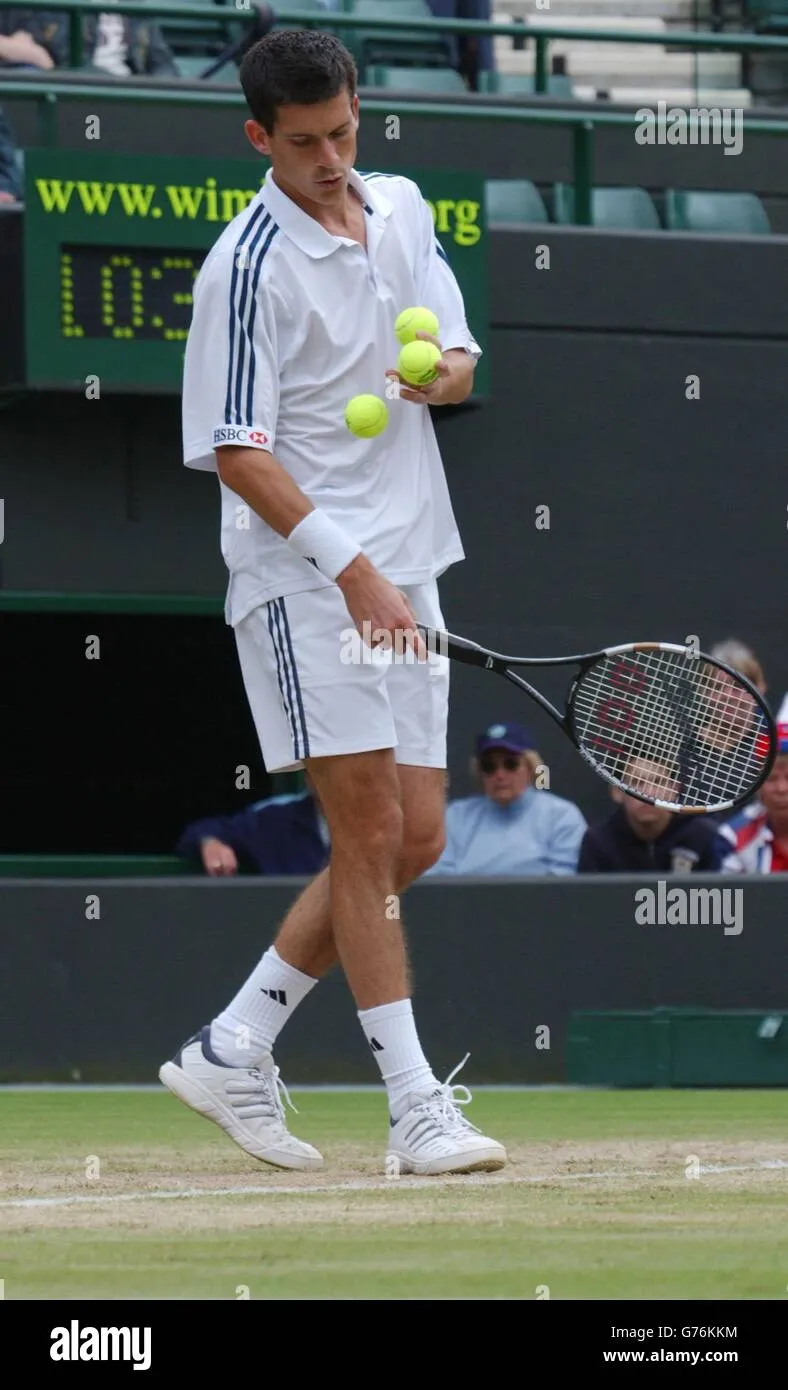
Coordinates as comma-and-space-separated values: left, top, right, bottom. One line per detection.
417, 628, 777, 814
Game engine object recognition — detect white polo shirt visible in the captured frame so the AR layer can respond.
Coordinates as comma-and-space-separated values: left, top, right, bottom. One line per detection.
181, 166, 482, 625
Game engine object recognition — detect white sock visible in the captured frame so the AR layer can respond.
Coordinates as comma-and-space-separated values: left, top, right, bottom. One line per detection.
209, 946, 318, 1066
358, 998, 439, 1120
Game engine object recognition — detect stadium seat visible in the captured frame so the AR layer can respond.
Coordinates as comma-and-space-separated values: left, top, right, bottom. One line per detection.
145, 0, 256, 63
477, 70, 575, 99
270, 0, 339, 31
664, 189, 771, 235
742, 0, 788, 29
553, 183, 661, 229
366, 65, 468, 93
485, 179, 548, 223
174, 55, 239, 81
345, 0, 454, 76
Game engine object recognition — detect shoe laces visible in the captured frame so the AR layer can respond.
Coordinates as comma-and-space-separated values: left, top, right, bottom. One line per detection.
414, 1053, 481, 1135
239, 1062, 299, 1121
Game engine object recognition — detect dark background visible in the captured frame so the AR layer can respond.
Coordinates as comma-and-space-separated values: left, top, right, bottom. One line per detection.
1, 87, 787, 854
1, 225, 787, 853
0, 876, 785, 1083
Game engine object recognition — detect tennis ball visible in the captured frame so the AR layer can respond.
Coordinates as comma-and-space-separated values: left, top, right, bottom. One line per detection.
398, 340, 442, 386
395, 305, 440, 346
344, 394, 389, 438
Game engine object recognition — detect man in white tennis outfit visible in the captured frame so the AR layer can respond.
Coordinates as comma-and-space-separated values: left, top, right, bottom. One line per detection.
159, 29, 506, 1176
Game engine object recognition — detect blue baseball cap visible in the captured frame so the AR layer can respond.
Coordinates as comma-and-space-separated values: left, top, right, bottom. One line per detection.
475, 721, 536, 756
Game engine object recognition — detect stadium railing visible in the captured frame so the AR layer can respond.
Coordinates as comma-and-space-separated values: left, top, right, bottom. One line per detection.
4, 0, 788, 96
4, 65, 788, 226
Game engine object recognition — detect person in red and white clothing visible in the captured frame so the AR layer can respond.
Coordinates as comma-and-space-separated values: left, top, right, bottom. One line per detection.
720, 724, 788, 872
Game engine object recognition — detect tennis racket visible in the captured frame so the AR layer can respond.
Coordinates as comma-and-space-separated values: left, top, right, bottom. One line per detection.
417, 628, 777, 814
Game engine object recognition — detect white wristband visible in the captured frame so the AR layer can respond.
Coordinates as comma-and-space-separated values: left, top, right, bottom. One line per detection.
287, 509, 362, 582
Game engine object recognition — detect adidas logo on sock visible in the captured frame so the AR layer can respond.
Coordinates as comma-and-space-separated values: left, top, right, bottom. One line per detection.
369, 1037, 384, 1052
261, 988, 287, 1005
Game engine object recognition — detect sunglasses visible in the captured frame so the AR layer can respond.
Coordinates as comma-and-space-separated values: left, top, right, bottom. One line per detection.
479, 752, 522, 774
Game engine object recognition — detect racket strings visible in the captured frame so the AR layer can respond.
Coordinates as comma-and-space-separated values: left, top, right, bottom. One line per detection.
571, 649, 771, 811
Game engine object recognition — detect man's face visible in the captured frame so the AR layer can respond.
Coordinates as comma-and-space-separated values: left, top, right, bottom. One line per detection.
245, 90, 359, 209
702, 666, 757, 742
615, 757, 677, 839
478, 748, 532, 807
760, 755, 788, 825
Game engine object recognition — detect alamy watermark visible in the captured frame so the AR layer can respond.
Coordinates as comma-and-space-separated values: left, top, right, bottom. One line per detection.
634, 881, 743, 935
339, 624, 449, 665
635, 102, 743, 157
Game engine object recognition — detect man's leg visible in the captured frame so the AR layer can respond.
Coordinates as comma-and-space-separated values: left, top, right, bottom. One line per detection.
205, 761, 444, 1070
297, 750, 504, 1173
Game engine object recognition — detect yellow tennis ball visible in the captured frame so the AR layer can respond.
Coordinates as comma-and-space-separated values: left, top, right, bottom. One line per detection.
398, 340, 442, 386
344, 394, 389, 438
395, 306, 440, 346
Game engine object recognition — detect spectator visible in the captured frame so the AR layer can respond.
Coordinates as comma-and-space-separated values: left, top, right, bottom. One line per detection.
693, 642, 772, 816
1, 3, 178, 78
578, 755, 728, 873
0, 7, 55, 69
424, 0, 495, 91
176, 773, 330, 877
708, 638, 767, 699
426, 721, 586, 876
0, 107, 23, 204
719, 723, 788, 873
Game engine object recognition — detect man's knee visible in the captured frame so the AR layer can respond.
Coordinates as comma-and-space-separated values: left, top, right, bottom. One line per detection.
397, 826, 446, 887
331, 796, 404, 864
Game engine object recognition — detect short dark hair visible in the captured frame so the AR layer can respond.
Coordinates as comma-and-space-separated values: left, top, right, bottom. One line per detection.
240, 30, 358, 133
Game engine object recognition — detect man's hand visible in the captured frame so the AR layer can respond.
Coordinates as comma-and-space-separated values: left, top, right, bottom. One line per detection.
385, 331, 475, 407
200, 837, 238, 876
0, 31, 55, 68
0, 191, 19, 205
337, 554, 427, 660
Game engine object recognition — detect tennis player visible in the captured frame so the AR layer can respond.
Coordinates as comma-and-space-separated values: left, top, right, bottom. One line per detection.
159, 29, 506, 1176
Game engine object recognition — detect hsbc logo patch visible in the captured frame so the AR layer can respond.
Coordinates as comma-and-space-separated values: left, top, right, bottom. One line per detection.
212, 427, 270, 446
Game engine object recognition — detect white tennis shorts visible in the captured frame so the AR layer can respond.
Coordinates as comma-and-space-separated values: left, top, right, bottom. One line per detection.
233, 579, 450, 773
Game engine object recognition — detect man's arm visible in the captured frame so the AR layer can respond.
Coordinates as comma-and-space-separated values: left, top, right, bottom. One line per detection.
217, 446, 425, 652
184, 257, 425, 654
0, 31, 55, 67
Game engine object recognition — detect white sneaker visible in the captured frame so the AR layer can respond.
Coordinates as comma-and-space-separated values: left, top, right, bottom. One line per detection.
387, 1055, 507, 1176
158, 1028, 323, 1172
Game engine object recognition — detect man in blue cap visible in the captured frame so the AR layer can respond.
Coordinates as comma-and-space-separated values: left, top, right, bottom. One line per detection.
426, 721, 587, 875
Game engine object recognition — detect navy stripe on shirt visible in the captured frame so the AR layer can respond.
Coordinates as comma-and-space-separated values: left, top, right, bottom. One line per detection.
224, 205, 279, 426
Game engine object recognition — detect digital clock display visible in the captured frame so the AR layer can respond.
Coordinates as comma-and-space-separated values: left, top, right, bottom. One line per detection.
60, 244, 207, 341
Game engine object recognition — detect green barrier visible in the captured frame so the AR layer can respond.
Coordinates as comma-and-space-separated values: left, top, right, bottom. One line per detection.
567, 1007, 788, 1087
0, 855, 190, 876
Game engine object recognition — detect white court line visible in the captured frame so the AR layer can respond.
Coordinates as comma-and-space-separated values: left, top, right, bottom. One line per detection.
3, 1159, 787, 1210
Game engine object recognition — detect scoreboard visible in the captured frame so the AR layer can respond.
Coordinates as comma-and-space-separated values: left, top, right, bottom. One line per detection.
11, 149, 489, 396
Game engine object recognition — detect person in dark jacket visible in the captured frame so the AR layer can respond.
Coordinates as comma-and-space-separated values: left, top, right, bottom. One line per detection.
578, 755, 727, 873
176, 779, 330, 877
0, 107, 23, 203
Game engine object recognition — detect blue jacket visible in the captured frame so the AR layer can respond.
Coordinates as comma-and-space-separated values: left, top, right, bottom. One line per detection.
176, 791, 330, 876
426, 786, 587, 876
